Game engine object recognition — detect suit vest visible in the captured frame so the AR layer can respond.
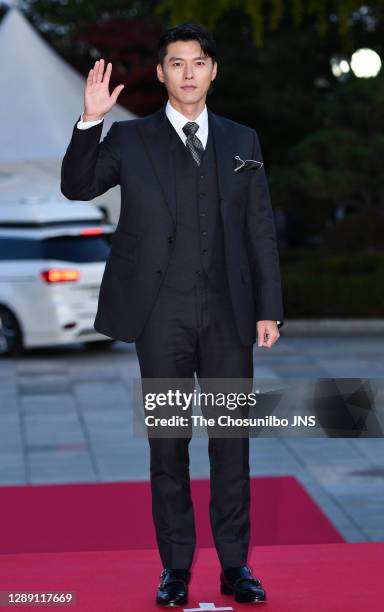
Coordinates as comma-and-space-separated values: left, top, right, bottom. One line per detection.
162, 117, 229, 291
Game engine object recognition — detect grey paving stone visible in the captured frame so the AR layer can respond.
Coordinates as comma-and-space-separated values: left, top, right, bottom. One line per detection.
73, 381, 130, 409
0, 452, 26, 484
17, 374, 71, 394
349, 438, 384, 460
68, 367, 122, 382
15, 361, 67, 374
21, 394, 76, 413
0, 414, 23, 451
0, 393, 19, 412
23, 413, 86, 445
28, 450, 96, 484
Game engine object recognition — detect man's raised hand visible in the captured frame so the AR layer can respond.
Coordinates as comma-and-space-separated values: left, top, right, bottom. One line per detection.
83, 59, 125, 121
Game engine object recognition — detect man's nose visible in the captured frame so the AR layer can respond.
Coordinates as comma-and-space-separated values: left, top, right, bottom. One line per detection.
183, 65, 194, 79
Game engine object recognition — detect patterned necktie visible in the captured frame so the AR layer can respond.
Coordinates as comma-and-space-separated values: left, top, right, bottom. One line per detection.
182, 121, 204, 166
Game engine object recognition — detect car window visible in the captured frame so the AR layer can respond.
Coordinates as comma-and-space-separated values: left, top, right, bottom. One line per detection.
0, 235, 111, 262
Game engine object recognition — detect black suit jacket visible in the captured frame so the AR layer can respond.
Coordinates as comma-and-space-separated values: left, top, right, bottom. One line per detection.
61, 104, 284, 346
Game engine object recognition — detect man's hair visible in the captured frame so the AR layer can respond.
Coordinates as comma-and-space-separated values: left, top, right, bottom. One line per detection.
157, 23, 217, 66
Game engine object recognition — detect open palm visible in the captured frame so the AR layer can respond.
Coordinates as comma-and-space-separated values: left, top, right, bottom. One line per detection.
84, 59, 125, 120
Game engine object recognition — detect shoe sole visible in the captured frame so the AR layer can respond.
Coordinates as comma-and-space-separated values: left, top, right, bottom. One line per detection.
235, 596, 266, 603
221, 585, 266, 603
156, 604, 187, 608
156, 600, 188, 608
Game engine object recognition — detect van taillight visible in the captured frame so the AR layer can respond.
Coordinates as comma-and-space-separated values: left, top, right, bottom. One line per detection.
40, 269, 80, 283
80, 228, 104, 235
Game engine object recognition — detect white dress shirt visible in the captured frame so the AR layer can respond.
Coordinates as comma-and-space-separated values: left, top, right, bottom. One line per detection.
77, 112, 105, 129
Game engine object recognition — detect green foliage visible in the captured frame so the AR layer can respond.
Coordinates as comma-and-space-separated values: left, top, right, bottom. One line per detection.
24, 0, 159, 26
282, 252, 384, 317
269, 70, 384, 241
154, 0, 384, 46
20, 1, 384, 48
322, 211, 384, 253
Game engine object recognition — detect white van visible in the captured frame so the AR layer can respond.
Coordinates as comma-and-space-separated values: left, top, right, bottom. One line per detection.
0, 199, 115, 356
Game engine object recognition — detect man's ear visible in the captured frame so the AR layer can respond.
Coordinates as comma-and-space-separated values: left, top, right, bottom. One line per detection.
211, 61, 218, 81
156, 63, 165, 83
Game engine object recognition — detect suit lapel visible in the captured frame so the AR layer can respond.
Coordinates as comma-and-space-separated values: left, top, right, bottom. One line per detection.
137, 104, 177, 224
208, 108, 235, 214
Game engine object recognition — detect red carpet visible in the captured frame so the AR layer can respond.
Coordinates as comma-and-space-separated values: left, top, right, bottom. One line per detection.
0, 543, 382, 611
0, 477, 342, 555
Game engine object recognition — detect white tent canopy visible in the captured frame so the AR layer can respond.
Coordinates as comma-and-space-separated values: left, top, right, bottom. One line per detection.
0, 7, 136, 219
0, 7, 135, 161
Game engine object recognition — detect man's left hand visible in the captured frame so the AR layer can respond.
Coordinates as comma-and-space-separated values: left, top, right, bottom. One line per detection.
257, 320, 280, 348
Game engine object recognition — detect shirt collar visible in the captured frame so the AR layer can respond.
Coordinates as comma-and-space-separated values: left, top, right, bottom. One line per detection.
165, 100, 208, 147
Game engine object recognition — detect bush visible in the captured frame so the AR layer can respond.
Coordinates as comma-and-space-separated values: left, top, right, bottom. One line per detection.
281, 252, 384, 317
322, 211, 384, 253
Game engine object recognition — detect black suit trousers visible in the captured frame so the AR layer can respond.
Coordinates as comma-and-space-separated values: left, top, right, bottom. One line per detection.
135, 273, 254, 570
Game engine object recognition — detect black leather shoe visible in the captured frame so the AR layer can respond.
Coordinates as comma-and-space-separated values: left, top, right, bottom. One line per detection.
156, 569, 190, 607
220, 565, 266, 603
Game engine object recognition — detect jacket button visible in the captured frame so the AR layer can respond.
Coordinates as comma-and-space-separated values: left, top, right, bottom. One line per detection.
167, 236, 174, 243
156, 270, 162, 274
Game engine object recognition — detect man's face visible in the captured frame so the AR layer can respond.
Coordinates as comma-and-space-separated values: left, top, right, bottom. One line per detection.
157, 39, 217, 106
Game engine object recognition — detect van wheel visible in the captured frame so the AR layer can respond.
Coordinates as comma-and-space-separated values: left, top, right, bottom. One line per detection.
0, 307, 23, 357
84, 339, 115, 350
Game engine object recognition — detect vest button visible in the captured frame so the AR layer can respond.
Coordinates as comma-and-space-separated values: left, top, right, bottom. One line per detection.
199, 193, 205, 198
202, 231, 207, 236
167, 235, 174, 243
200, 211, 206, 216
200, 173, 205, 179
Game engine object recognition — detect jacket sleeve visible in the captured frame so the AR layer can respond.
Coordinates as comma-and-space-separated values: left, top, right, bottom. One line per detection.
245, 129, 284, 327
61, 117, 120, 201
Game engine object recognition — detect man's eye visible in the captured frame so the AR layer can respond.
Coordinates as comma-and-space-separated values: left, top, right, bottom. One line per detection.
172, 62, 181, 67
196, 61, 205, 65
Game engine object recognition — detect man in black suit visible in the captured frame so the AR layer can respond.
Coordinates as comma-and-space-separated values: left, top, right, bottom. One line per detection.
61, 23, 284, 606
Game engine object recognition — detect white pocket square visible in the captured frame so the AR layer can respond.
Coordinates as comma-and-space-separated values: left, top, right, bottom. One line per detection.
233, 155, 263, 173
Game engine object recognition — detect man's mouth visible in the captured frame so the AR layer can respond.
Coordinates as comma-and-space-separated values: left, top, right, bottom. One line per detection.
181, 85, 197, 91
